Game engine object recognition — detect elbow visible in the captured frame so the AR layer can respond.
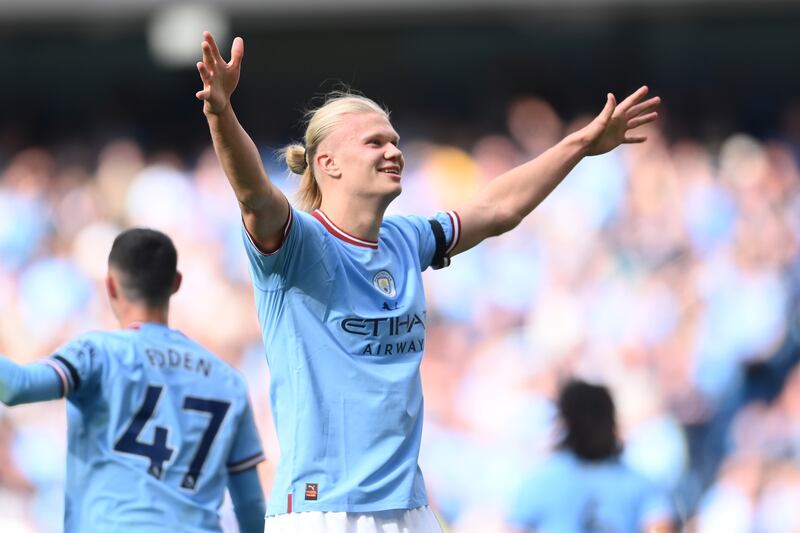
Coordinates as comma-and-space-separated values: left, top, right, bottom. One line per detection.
490, 207, 524, 237
237, 186, 280, 217
237, 192, 267, 215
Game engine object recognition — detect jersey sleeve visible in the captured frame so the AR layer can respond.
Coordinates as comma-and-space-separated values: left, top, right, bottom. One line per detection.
226, 393, 266, 475
227, 467, 266, 533
241, 207, 326, 291
0, 355, 63, 406
45, 334, 104, 403
397, 211, 462, 271
428, 211, 461, 269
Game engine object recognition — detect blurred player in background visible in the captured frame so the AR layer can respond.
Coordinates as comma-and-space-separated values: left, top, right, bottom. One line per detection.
196, 30, 659, 532
507, 380, 675, 533
0, 228, 266, 533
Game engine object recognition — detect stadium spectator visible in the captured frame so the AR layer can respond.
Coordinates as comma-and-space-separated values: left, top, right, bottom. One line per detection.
507, 379, 675, 533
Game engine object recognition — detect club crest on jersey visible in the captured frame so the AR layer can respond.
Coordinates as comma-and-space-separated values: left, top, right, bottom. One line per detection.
373, 270, 397, 298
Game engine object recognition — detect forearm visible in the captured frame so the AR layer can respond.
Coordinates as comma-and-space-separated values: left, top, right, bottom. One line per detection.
0, 355, 62, 406
484, 132, 588, 232
453, 133, 589, 254
205, 105, 290, 248
205, 105, 277, 212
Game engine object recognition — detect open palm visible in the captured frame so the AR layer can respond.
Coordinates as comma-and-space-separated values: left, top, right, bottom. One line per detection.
581, 86, 661, 156
195, 32, 244, 115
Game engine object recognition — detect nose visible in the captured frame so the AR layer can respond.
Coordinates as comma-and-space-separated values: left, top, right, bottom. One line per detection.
385, 143, 403, 161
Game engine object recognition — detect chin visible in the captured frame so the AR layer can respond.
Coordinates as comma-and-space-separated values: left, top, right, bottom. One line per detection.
376, 185, 402, 208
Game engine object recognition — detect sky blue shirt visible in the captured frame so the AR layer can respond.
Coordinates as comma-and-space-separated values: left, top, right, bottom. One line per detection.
243, 207, 459, 515
45, 323, 265, 533
508, 451, 673, 533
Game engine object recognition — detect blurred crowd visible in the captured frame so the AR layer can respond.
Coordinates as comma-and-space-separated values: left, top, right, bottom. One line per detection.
1, 96, 800, 532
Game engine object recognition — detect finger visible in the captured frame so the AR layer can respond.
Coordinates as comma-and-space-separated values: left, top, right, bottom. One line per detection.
624, 135, 648, 144
596, 93, 616, 127
627, 96, 661, 118
627, 111, 658, 129
617, 85, 649, 114
204, 31, 225, 63
196, 89, 210, 101
197, 61, 212, 83
201, 41, 215, 66
229, 37, 244, 68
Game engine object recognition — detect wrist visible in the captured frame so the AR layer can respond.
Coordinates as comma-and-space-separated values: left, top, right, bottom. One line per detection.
561, 131, 592, 159
203, 100, 231, 118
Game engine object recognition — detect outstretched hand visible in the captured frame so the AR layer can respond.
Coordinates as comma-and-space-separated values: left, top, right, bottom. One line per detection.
196, 32, 244, 115
579, 86, 660, 156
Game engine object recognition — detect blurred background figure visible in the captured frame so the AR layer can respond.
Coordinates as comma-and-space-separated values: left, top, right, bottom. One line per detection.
507, 379, 674, 533
1, 1, 800, 532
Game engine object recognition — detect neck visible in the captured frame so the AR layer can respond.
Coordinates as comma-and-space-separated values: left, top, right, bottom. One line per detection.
318, 195, 390, 242
118, 304, 170, 329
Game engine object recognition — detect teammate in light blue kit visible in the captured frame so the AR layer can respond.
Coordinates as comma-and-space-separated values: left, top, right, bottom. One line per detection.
0, 228, 266, 533
507, 380, 675, 533
197, 31, 660, 532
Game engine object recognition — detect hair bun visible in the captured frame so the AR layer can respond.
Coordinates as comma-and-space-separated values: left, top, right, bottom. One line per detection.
282, 144, 309, 175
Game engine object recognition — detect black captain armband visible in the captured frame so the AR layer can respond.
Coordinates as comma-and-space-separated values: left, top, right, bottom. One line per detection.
428, 219, 451, 270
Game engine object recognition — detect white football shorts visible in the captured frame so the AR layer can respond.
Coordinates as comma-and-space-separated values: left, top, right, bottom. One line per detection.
264, 505, 443, 533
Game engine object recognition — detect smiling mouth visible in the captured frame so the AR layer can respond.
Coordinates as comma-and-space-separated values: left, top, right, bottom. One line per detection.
379, 168, 402, 176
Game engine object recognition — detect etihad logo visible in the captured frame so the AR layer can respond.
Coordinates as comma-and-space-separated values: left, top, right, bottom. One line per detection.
340, 313, 425, 337
360, 338, 424, 356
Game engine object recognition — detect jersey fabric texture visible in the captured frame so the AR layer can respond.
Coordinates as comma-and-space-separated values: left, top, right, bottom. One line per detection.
45, 323, 265, 533
508, 451, 673, 533
242, 207, 460, 516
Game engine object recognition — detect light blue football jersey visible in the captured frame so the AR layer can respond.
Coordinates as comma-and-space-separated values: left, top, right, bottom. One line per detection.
242, 207, 460, 515
508, 451, 673, 533
45, 323, 265, 533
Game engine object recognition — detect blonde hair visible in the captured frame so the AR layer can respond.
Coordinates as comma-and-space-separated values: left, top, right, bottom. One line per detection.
281, 92, 389, 212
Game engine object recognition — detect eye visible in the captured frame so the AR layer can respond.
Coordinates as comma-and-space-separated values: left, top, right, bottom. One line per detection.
367, 139, 382, 147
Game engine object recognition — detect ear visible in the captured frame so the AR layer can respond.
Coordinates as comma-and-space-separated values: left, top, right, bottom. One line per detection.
316, 151, 341, 178
105, 273, 118, 301
172, 271, 183, 295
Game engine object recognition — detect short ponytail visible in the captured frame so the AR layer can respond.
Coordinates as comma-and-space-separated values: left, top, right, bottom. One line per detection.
280, 143, 321, 212
282, 144, 308, 175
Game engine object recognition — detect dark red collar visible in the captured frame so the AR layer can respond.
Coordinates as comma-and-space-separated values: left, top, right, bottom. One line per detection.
312, 210, 379, 249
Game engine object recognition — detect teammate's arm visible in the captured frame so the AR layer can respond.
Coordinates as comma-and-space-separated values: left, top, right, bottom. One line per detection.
0, 355, 63, 406
227, 467, 266, 533
196, 31, 290, 251
450, 86, 660, 256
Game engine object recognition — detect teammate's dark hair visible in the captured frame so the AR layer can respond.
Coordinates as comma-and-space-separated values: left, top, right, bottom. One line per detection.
108, 228, 177, 307
557, 379, 622, 461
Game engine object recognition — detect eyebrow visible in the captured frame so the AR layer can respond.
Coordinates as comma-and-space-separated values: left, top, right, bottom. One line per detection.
363, 131, 400, 144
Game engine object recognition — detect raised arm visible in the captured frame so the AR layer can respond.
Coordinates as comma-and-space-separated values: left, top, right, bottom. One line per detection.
451, 86, 660, 255
0, 355, 63, 406
196, 32, 289, 251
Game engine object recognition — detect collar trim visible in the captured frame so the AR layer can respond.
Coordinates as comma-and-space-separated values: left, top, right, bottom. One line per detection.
312, 210, 379, 249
